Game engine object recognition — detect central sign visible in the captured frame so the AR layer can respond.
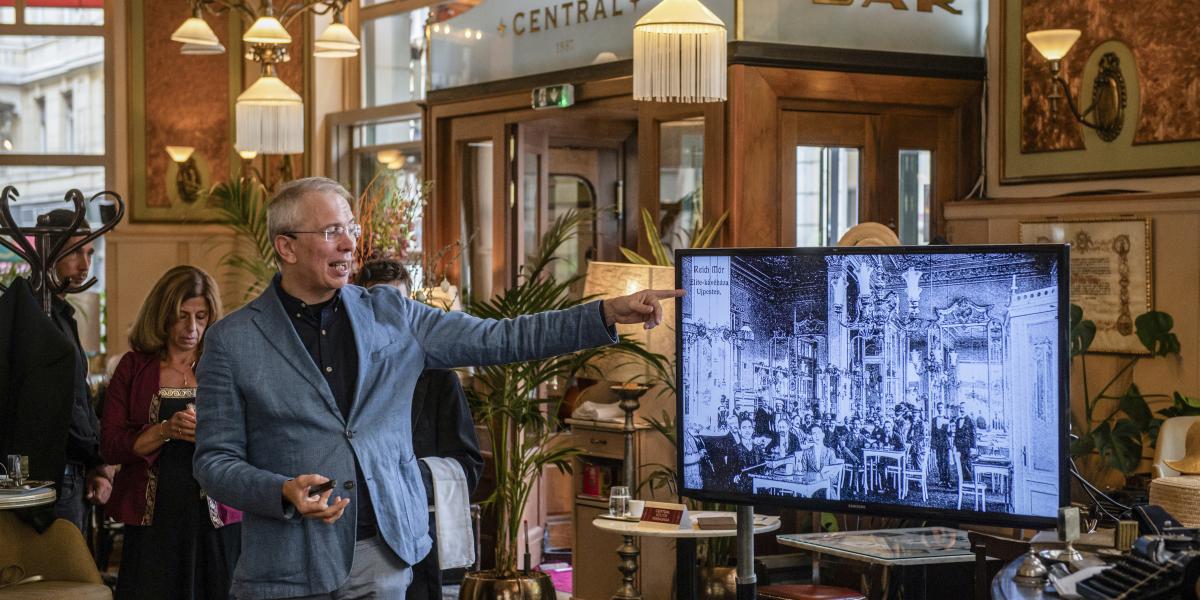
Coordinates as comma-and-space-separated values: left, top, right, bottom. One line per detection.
506, 0, 643, 36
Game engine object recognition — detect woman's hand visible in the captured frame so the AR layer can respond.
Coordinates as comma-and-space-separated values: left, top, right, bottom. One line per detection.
166, 407, 197, 443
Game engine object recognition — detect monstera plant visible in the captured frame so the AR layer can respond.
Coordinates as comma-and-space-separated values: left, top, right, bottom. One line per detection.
1070, 304, 1200, 476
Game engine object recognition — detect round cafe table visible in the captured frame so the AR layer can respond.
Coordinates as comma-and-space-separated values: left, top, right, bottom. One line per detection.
592, 510, 782, 600
0, 485, 56, 510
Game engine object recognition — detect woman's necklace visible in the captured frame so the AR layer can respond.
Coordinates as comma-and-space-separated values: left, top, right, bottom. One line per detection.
164, 358, 196, 387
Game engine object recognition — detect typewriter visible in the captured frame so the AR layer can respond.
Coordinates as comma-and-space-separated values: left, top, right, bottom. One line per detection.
1074, 529, 1200, 600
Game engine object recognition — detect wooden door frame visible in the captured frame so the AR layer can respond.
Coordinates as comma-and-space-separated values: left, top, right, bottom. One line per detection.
427, 78, 633, 290
445, 114, 508, 296
636, 101, 727, 257
779, 111, 878, 246
427, 75, 728, 290
727, 64, 982, 247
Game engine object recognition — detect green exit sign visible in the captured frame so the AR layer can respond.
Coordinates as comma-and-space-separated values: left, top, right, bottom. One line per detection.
531, 84, 574, 110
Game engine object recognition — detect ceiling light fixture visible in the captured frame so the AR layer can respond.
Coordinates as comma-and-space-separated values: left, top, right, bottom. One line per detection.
633, 0, 727, 103
172, 1, 356, 154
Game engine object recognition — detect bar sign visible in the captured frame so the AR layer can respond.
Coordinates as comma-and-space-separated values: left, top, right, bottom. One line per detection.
532, 84, 574, 110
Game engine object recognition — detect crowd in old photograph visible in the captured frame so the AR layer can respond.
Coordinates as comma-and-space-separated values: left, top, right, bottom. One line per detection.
683, 395, 992, 507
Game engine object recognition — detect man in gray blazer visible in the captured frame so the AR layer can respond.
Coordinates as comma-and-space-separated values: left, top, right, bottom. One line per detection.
193, 177, 680, 599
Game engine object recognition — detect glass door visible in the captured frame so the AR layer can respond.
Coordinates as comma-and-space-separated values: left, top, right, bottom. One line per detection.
880, 114, 946, 246
781, 112, 874, 247
447, 114, 506, 301
782, 111, 951, 247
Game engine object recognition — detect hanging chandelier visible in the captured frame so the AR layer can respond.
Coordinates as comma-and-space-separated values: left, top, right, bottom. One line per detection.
170, 1, 360, 155
632, 0, 727, 103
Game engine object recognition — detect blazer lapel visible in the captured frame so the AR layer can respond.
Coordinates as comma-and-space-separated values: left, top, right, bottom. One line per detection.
341, 286, 378, 424
249, 285, 343, 423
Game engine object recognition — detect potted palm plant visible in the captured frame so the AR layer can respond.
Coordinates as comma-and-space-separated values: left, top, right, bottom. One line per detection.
460, 210, 664, 599
210, 176, 275, 303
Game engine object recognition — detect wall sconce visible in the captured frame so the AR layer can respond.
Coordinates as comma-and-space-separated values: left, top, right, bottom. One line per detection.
1026, 29, 1127, 142
165, 145, 203, 204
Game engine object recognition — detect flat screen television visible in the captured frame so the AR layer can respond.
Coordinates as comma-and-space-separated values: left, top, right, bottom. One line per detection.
675, 245, 1069, 527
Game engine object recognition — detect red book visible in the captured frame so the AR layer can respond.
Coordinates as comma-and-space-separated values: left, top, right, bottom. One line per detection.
582, 464, 600, 497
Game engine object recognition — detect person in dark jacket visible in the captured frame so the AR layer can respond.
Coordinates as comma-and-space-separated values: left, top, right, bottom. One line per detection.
954, 404, 977, 482
408, 369, 484, 599
357, 260, 484, 600
0, 277, 76, 495
931, 402, 953, 487
39, 209, 114, 532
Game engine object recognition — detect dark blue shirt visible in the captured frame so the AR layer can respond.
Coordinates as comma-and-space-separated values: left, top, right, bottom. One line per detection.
273, 277, 379, 539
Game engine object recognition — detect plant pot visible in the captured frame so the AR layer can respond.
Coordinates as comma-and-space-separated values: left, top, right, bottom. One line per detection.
698, 566, 736, 600
459, 570, 556, 600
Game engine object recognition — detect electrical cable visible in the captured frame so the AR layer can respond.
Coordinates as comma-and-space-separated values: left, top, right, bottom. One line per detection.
1068, 454, 1132, 511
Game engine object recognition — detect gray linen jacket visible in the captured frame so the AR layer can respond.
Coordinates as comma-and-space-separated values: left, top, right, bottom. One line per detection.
194, 282, 615, 599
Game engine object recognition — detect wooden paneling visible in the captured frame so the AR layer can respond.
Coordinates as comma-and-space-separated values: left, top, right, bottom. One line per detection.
105, 224, 239, 357
945, 192, 1200, 475
727, 65, 781, 247
758, 67, 981, 108
728, 64, 983, 247
729, 41, 987, 81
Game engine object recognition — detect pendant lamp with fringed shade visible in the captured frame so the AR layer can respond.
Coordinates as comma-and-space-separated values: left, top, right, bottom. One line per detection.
633, 0, 726, 103
236, 64, 304, 155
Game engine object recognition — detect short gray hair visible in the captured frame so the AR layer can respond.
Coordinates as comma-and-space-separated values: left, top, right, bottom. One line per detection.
266, 176, 356, 239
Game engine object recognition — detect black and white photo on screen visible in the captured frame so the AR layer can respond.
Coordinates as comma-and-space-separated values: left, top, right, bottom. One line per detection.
679, 251, 1062, 519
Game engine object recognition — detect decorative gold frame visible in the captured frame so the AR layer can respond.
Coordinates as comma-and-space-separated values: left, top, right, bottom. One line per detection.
999, 0, 1200, 183
1018, 217, 1153, 355
128, 0, 242, 222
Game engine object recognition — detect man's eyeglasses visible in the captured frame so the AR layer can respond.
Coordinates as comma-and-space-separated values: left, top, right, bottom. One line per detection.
281, 223, 362, 242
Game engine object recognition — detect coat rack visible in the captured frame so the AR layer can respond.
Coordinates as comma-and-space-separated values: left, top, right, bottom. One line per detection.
0, 186, 125, 315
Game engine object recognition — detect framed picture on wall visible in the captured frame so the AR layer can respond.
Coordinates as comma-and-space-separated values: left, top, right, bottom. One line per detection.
999, 0, 1200, 183
1019, 217, 1152, 354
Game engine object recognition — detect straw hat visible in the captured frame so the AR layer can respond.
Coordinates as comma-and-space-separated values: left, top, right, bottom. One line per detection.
836, 222, 900, 247
1150, 476, 1200, 528
1166, 421, 1200, 474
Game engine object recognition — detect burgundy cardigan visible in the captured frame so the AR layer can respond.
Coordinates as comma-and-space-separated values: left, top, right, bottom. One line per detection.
100, 350, 242, 527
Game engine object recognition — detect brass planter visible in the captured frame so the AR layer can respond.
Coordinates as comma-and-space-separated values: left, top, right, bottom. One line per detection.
699, 566, 736, 600
459, 570, 556, 600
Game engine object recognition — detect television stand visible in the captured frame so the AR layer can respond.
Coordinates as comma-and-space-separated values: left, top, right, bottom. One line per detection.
736, 504, 756, 600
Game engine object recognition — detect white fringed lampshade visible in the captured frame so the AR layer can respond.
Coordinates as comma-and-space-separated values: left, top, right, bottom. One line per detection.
235, 72, 304, 155
633, 0, 726, 103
